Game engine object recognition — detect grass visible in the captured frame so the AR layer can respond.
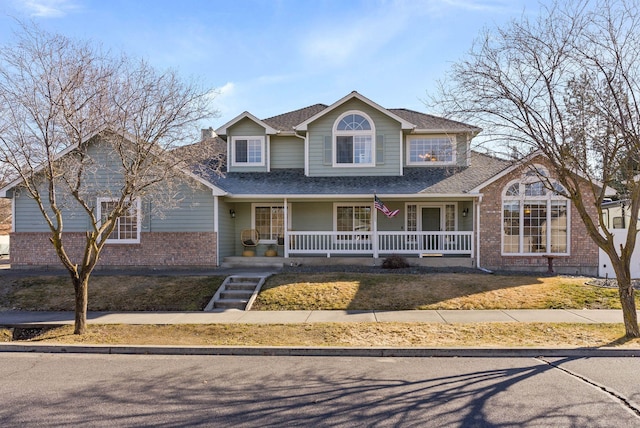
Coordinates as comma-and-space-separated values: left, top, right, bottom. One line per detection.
1, 275, 226, 311
252, 273, 630, 310
1, 271, 638, 347
4, 322, 640, 348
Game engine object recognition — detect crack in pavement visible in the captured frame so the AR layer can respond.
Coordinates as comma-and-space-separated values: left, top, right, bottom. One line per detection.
536, 357, 640, 419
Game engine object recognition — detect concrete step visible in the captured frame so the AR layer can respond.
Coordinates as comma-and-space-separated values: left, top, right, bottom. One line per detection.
220, 290, 253, 299
204, 273, 272, 312
221, 257, 284, 269
225, 283, 258, 291
214, 298, 249, 310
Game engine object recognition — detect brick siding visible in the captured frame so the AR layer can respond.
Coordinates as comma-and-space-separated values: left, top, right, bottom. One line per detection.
478, 159, 599, 276
10, 232, 217, 269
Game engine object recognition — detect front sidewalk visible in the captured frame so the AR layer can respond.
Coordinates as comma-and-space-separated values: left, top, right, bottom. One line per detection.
0, 308, 626, 326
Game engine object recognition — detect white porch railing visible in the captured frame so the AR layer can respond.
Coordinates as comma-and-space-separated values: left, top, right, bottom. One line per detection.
286, 231, 473, 257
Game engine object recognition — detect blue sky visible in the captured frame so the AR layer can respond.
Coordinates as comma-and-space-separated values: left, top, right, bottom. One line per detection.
0, 0, 541, 130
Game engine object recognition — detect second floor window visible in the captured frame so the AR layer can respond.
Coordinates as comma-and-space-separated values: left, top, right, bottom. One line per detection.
232, 136, 265, 166
334, 112, 375, 166
407, 136, 456, 164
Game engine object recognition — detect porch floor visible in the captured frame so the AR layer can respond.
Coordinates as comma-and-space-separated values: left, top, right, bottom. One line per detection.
221, 255, 474, 269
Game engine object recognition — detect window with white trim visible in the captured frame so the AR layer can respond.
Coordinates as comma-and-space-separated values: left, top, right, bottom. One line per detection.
335, 204, 371, 240
97, 198, 141, 244
334, 112, 375, 166
502, 170, 569, 255
253, 204, 289, 242
407, 136, 456, 164
232, 136, 265, 166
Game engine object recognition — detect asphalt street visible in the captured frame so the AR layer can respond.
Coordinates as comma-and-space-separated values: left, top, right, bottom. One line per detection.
1, 353, 639, 427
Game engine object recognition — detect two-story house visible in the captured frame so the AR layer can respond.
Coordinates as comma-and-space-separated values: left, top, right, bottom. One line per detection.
1, 91, 600, 274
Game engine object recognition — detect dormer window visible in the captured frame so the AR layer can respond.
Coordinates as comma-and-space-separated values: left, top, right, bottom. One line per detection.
407, 136, 456, 165
231, 136, 265, 166
333, 111, 375, 167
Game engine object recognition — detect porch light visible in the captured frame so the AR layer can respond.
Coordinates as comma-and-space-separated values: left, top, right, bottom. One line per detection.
229, 209, 236, 218
462, 208, 469, 217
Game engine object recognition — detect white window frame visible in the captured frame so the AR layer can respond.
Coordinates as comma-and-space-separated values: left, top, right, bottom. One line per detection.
406, 136, 457, 165
97, 197, 141, 244
333, 111, 375, 167
251, 203, 292, 243
501, 171, 570, 256
231, 136, 265, 166
404, 202, 458, 232
333, 203, 373, 241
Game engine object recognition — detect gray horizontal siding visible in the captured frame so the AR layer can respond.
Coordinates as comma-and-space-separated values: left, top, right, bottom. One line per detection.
270, 136, 304, 169
13, 138, 216, 234
307, 98, 402, 177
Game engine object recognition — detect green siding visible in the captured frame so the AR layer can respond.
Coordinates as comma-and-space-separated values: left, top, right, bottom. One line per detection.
271, 136, 304, 169
227, 117, 266, 135
13, 138, 216, 234
291, 202, 333, 231
217, 198, 236, 259
149, 183, 214, 232
455, 135, 470, 167
307, 99, 402, 176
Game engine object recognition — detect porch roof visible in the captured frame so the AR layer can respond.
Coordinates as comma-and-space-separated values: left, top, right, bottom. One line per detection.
209, 151, 509, 197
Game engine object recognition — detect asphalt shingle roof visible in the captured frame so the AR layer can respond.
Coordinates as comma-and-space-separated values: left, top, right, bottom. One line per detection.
258, 103, 480, 133
262, 104, 328, 132
209, 151, 510, 196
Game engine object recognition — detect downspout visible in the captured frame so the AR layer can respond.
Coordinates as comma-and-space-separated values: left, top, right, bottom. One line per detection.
476, 195, 487, 272
293, 131, 307, 176
214, 195, 219, 267
266, 135, 271, 172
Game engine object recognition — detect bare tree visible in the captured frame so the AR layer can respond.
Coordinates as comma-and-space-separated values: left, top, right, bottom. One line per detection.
436, 0, 640, 336
0, 23, 220, 334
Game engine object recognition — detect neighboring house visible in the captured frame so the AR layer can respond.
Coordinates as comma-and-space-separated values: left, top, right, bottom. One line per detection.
599, 200, 640, 278
0, 91, 600, 274
0, 198, 9, 255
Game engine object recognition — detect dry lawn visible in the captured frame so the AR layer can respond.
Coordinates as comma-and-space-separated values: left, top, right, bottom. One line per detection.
253, 273, 628, 310
1, 275, 225, 311
4, 322, 640, 348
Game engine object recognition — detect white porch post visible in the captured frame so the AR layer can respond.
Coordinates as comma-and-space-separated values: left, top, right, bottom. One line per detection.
373, 199, 379, 259
284, 198, 289, 258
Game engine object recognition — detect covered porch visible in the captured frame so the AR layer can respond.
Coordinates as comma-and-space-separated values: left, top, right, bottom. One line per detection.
218, 196, 477, 265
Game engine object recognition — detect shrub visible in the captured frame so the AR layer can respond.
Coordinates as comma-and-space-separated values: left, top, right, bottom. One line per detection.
382, 255, 410, 269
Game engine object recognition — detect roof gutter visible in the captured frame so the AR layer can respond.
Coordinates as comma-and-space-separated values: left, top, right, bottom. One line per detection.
222, 193, 483, 200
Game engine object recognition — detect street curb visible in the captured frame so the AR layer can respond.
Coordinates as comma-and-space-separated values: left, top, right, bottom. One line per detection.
1, 343, 640, 357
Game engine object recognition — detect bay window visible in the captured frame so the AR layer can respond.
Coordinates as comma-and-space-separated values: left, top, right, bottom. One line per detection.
502, 173, 569, 255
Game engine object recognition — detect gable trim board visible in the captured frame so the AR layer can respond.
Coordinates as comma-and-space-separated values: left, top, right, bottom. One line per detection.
294, 91, 415, 132
3, 91, 602, 275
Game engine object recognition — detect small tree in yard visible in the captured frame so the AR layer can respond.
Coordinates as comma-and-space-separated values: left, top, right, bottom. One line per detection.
0, 23, 221, 334
436, 0, 640, 337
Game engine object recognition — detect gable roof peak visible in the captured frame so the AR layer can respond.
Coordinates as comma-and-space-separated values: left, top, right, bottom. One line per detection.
294, 91, 415, 131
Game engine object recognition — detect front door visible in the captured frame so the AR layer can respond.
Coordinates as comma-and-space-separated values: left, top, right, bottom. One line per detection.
421, 207, 441, 250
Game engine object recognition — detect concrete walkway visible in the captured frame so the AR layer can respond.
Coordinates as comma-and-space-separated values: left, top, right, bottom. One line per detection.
0, 308, 626, 326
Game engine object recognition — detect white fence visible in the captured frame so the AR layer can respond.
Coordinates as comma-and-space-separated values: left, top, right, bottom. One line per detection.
286, 231, 473, 258
0, 235, 8, 255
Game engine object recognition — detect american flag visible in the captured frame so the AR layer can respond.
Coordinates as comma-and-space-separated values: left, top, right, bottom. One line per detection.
374, 195, 399, 218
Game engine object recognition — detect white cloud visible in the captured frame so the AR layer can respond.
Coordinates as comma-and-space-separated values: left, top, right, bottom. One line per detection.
209, 82, 238, 124
14, 0, 79, 18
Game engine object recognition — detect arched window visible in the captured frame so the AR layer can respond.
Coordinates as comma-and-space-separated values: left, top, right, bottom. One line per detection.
502, 166, 569, 255
333, 111, 375, 166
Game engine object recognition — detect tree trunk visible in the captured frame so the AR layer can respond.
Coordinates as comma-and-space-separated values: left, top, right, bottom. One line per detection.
616, 273, 640, 338
72, 274, 89, 335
